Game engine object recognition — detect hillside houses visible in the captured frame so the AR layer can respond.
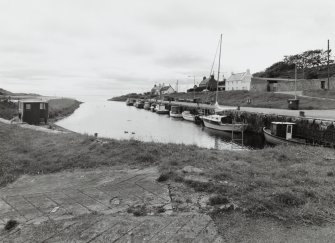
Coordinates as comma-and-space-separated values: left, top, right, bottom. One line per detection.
151, 84, 175, 96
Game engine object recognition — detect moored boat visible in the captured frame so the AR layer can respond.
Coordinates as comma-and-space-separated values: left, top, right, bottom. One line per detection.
150, 104, 156, 112
143, 101, 151, 110
263, 122, 306, 145
134, 100, 144, 109
126, 98, 135, 106
202, 114, 247, 132
182, 111, 195, 122
155, 104, 169, 114
170, 106, 183, 118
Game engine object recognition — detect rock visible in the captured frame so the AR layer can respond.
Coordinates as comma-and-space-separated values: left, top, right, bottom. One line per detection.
182, 166, 203, 174
110, 197, 121, 205
184, 175, 209, 183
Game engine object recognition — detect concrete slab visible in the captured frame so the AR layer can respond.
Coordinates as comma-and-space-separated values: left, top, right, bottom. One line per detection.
0, 167, 222, 242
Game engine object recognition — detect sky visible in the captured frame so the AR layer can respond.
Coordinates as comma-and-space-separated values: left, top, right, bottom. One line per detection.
0, 0, 334, 100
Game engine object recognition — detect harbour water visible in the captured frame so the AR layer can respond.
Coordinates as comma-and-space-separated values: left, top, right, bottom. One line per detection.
56, 101, 265, 150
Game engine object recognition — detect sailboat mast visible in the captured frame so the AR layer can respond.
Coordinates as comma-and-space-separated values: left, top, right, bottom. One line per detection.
216, 34, 222, 104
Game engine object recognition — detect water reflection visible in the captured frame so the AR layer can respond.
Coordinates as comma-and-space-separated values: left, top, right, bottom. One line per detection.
56, 101, 265, 150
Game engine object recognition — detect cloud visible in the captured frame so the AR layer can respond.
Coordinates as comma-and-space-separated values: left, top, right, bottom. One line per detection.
0, 0, 335, 98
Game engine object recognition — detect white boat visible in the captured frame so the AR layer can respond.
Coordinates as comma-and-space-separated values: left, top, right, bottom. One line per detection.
202, 114, 247, 132
182, 111, 195, 122
202, 34, 247, 132
150, 104, 156, 112
143, 101, 151, 110
263, 122, 306, 145
155, 104, 169, 114
170, 106, 183, 118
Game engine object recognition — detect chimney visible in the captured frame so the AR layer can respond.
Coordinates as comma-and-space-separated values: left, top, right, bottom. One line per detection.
246, 69, 251, 75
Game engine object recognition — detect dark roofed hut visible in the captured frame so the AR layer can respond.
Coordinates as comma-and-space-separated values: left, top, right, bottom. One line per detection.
18, 100, 49, 125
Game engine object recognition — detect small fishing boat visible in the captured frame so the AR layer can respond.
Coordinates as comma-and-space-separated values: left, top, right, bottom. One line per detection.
182, 111, 195, 122
155, 104, 169, 114
143, 101, 151, 110
202, 114, 247, 132
134, 100, 144, 109
150, 104, 156, 112
170, 106, 183, 118
263, 122, 306, 145
126, 98, 135, 106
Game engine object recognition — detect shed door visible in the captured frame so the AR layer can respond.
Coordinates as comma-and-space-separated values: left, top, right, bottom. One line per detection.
286, 125, 293, 140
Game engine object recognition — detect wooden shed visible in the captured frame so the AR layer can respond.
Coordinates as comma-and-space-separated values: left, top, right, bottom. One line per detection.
18, 100, 49, 125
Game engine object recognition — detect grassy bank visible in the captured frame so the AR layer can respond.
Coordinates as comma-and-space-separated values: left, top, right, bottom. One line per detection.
303, 90, 335, 99
0, 101, 18, 119
1, 122, 335, 227
48, 98, 82, 121
167, 91, 335, 109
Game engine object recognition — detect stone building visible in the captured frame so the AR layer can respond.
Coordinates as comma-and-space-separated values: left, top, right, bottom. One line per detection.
250, 77, 335, 92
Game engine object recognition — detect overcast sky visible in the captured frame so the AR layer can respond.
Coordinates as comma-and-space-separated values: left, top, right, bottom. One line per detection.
0, 0, 334, 99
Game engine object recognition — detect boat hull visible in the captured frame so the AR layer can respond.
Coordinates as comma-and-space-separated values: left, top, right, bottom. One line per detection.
263, 128, 306, 145
156, 110, 169, 114
203, 119, 247, 132
182, 112, 195, 122
170, 112, 183, 118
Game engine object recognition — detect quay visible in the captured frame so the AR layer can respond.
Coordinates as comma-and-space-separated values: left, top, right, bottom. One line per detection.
154, 100, 335, 146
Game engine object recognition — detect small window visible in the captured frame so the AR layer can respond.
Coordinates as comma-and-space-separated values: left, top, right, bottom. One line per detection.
26, 104, 31, 110
40, 103, 44, 109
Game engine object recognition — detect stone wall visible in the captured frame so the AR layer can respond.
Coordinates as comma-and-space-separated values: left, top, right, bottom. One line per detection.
223, 109, 335, 146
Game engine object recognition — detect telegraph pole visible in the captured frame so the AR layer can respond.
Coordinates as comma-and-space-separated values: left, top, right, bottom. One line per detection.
295, 63, 297, 99
327, 39, 330, 90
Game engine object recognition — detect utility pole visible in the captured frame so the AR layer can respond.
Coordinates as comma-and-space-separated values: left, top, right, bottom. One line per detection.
216, 34, 222, 104
327, 39, 330, 90
193, 75, 195, 99
176, 80, 178, 93
295, 63, 297, 100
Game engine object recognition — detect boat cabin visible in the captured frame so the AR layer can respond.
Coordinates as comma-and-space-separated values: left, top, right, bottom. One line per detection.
270, 122, 296, 140
18, 100, 49, 125
170, 106, 182, 114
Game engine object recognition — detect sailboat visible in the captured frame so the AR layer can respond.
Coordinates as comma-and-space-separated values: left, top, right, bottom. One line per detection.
202, 34, 248, 133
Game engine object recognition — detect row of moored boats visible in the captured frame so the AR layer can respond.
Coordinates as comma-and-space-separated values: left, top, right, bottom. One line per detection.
127, 98, 315, 147
127, 98, 248, 133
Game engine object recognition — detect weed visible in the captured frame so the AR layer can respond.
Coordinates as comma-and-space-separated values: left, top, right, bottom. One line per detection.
156, 172, 171, 182
5, 219, 18, 231
127, 205, 147, 217
209, 195, 230, 205
327, 171, 334, 177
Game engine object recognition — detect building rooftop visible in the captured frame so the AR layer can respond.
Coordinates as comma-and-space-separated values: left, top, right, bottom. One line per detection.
18, 99, 47, 103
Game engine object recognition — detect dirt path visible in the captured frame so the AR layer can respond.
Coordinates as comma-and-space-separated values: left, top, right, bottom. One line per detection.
0, 167, 221, 242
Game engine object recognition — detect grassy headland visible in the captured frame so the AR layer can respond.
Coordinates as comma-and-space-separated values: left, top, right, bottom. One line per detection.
1, 121, 335, 227
108, 92, 155, 102
167, 90, 335, 109
0, 100, 18, 119
48, 98, 82, 121
0, 97, 81, 121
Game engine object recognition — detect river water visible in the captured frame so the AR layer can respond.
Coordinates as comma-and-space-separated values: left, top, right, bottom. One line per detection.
56, 101, 265, 150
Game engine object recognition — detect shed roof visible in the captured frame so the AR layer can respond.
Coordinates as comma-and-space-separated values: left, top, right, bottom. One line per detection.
271, 122, 295, 125
18, 99, 47, 103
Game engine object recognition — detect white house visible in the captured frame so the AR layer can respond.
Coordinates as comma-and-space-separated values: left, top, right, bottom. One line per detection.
226, 69, 252, 91
160, 85, 175, 94
151, 83, 175, 95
